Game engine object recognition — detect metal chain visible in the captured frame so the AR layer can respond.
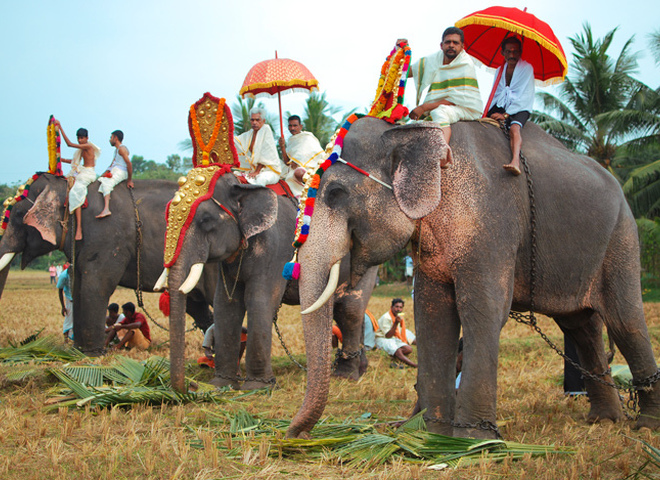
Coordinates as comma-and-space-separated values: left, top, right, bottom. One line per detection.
128, 188, 197, 334
220, 247, 245, 301
332, 346, 364, 371
272, 303, 307, 371
422, 415, 502, 439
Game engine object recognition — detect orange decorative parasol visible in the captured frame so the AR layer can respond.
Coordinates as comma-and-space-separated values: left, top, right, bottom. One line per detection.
239, 52, 319, 137
456, 6, 567, 86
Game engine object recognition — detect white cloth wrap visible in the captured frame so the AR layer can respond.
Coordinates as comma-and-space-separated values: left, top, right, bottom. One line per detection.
234, 124, 283, 180
98, 166, 129, 196
283, 132, 326, 196
410, 49, 483, 126
63, 296, 73, 336
373, 311, 416, 356
68, 166, 97, 213
491, 59, 535, 115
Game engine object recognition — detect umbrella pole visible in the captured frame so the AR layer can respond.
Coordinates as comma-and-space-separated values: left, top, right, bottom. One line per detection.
278, 90, 284, 139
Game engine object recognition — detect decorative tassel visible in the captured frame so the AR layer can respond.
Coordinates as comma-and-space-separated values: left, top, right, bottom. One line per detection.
282, 252, 301, 280
158, 290, 171, 316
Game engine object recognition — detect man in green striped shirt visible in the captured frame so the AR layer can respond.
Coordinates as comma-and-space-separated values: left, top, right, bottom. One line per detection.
408, 27, 483, 161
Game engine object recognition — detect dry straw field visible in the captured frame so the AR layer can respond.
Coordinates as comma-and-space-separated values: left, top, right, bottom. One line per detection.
1, 270, 660, 479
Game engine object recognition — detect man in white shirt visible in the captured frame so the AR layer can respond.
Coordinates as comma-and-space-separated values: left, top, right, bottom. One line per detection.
234, 108, 282, 186
486, 36, 535, 176
278, 115, 326, 196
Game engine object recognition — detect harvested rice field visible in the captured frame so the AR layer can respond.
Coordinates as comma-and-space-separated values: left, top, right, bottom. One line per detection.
1, 269, 660, 479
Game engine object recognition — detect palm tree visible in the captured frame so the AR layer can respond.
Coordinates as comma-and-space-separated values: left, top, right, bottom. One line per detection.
300, 92, 345, 148
533, 23, 645, 168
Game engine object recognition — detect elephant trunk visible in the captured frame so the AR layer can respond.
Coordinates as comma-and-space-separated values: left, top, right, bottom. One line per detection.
167, 264, 188, 393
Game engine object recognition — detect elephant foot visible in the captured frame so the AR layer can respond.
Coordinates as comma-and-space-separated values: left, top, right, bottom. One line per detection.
332, 364, 360, 381
586, 402, 623, 424
241, 377, 277, 391
209, 375, 239, 390
285, 428, 311, 440
635, 413, 660, 430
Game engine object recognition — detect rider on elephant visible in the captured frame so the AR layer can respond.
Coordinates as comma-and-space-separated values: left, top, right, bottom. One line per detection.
486, 36, 535, 176
97, 129, 134, 218
407, 27, 483, 162
56, 121, 101, 240
234, 107, 282, 186
278, 115, 326, 197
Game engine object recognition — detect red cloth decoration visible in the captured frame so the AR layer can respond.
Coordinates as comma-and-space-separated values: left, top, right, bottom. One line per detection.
159, 291, 171, 317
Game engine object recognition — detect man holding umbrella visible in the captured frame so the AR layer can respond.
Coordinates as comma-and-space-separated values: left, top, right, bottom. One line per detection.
486, 37, 535, 176
234, 107, 282, 186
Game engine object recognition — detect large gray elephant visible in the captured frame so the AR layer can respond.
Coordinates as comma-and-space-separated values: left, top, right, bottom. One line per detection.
0, 173, 217, 353
286, 117, 660, 439
161, 171, 377, 392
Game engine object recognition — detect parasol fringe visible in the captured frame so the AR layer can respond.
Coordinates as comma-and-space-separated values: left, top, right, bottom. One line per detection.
240, 81, 319, 98
455, 14, 568, 81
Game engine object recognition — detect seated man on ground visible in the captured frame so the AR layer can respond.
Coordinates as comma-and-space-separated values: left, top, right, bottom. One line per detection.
375, 298, 417, 368
197, 324, 248, 369
407, 27, 483, 164
234, 107, 282, 186
57, 122, 101, 240
104, 302, 151, 351
97, 129, 134, 217
278, 115, 326, 197
486, 36, 535, 176
104, 303, 125, 347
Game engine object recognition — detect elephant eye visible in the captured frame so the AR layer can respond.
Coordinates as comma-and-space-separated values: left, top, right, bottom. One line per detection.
198, 211, 216, 233
325, 183, 348, 209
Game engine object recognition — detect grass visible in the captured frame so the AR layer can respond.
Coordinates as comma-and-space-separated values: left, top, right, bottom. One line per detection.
1, 270, 660, 478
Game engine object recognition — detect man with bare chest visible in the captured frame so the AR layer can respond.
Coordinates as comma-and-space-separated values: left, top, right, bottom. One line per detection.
56, 121, 101, 240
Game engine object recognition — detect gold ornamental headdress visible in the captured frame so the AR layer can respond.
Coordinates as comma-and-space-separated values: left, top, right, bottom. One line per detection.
163, 93, 239, 268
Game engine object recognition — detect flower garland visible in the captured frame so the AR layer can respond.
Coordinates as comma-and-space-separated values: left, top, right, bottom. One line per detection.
47, 116, 63, 176
189, 98, 226, 165
368, 41, 412, 123
282, 41, 412, 280
1, 174, 41, 236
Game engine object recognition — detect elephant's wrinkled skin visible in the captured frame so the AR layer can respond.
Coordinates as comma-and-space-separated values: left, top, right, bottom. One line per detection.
166, 173, 377, 392
287, 117, 660, 439
0, 174, 216, 353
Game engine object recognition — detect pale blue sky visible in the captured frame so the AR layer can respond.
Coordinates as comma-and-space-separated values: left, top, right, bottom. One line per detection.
1, 0, 657, 184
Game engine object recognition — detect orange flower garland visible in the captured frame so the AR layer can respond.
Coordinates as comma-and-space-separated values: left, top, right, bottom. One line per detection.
189, 98, 226, 165
47, 116, 63, 176
368, 41, 411, 122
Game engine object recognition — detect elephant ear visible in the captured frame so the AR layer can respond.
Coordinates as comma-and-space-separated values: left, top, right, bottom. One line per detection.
382, 123, 447, 219
23, 185, 63, 245
232, 184, 279, 240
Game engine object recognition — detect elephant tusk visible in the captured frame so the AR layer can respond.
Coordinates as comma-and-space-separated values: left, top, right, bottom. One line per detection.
301, 260, 341, 315
179, 263, 204, 294
153, 268, 169, 291
0, 252, 16, 271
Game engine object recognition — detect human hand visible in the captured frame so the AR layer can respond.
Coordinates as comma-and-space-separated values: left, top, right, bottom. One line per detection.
61, 306, 67, 316
127, 180, 134, 189
490, 113, 505, 122
278, 137, 285, 149
409, 107, 425, 121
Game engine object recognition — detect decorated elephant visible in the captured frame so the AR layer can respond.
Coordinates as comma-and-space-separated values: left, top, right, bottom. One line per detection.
161, 92, 377, 392
0, 173, 217, 353
286, 116, 660, 439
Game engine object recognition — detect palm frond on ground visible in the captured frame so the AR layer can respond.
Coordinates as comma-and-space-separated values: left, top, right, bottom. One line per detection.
190, 410, 573, 469
0, 334, 86, 364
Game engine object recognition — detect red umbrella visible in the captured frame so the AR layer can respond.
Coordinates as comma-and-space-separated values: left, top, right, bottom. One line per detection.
455, 6, 567, 86
239, 52, 319, 138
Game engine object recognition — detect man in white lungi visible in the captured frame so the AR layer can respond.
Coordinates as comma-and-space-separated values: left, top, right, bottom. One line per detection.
278, 115, 326, 197
57, 122, 101, 240
234, 107, 282, 186
97, 129, 134, 218
407, 27, 483, 165
486, 36, 535, 176
375, 298, 417, 368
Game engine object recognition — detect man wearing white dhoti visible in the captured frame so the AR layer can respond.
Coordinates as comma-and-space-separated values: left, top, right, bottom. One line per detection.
486, 36, 535, 176
408, 27, 483, 164
375, 298, 417, 368
57, 122, 101, 240
278, 115, 326, 197
233, 108, 282, 186
97, 129, 133, 218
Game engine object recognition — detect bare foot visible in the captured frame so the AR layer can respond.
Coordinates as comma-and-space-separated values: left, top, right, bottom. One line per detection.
75, 231, 83, 241
96, 210, 111, 219
503, 164, 521, 176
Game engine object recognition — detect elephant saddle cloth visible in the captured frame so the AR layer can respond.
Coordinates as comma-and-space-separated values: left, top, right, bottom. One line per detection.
235, 175, 296, 200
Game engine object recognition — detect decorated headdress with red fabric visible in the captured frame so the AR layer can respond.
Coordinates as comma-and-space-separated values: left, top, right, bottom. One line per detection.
1, 116, 63, 236
163, 93, 239, 268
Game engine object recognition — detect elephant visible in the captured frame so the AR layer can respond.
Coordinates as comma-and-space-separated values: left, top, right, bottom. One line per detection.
161, 170, 378, 392
0, 173, 217, 353
286, 117, 660, 439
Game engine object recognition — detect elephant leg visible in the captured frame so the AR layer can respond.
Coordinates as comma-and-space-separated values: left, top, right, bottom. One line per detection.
415, 273, 461, 436
452, 274, 512, 439
211, 283, 246, 390
332, 299, 367, 380
240, 278, 286, 390
556, 312, 623, 423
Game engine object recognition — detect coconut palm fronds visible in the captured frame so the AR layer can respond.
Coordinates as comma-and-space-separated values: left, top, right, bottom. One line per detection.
0, 335, 86, 364
0, 366, 40, 383
191, 411, 574, 469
